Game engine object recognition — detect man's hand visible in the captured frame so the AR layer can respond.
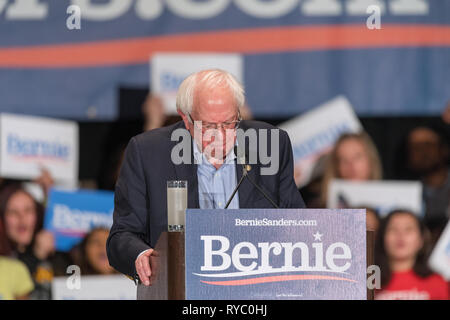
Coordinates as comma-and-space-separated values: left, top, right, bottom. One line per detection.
135, 249, 154, 286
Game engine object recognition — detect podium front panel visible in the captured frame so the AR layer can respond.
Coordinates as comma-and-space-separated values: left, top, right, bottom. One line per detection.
185, 208, 367, 300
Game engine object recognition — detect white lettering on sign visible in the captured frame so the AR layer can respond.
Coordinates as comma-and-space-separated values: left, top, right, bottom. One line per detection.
3, 0, 48, 20
234, 0, 298, 19
52, 204, 112, 232
347, 0, 386, 15
72, 0, 132, 21
0, 0, 429, 21
198, 235, 352, 275
302, 0, 342, 16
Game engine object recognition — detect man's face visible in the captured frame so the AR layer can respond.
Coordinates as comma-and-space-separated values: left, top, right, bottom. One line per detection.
179, 85, 238, 165
407, 128, 443, 174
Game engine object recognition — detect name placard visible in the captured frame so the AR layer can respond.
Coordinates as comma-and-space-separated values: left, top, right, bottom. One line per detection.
185, 209, 366, 300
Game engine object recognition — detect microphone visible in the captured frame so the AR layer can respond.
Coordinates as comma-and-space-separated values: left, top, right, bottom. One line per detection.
224, 165, 247, 209
224, 147, 279, 209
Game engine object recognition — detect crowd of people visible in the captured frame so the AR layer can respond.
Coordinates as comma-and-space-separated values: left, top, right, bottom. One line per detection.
297, 112, 450, 299
0, 94, 449, 300
0, 181, 117, 299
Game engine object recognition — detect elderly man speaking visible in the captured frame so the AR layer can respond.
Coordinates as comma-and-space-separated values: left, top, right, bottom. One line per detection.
106, 69, 305, 286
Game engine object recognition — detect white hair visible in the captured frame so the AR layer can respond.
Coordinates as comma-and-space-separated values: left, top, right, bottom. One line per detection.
176, 69, 245, 116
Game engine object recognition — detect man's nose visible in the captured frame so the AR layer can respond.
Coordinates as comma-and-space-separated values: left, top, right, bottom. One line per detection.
211, 127, 227, 139
218, 125, 228, 136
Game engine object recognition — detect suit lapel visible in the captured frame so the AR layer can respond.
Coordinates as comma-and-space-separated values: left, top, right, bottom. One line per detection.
236, 121, 260, 208
236, 161, 262, 208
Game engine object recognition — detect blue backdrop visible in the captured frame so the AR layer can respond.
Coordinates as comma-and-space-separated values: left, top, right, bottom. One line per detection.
0, 0, 449, 120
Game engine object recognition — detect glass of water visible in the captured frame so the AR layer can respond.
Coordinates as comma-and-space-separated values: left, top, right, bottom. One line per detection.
167, 180, 187, 232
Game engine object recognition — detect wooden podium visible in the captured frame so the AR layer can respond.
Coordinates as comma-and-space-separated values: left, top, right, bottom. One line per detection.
137, 230, 375, 300
137, 232, 185, 300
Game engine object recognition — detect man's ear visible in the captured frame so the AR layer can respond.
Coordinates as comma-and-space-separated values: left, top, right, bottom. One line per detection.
177, 109, 190, 130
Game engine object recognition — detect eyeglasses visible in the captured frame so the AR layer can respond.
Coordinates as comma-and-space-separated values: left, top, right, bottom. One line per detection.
188, 112, 241, 131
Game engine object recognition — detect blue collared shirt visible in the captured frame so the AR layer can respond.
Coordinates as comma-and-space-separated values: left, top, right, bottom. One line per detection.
193, 142, 239, 209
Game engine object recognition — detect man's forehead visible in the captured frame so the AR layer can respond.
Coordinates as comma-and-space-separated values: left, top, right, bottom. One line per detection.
409, 128, 440, 143
192, 88, 237, 119
195, 84, 233, 101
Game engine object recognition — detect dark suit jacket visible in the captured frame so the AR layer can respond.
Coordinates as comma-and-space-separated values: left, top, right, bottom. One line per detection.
106, 120, 305, 278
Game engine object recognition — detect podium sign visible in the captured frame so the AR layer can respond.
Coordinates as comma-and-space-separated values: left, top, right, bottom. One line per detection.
185, 209, 366, 300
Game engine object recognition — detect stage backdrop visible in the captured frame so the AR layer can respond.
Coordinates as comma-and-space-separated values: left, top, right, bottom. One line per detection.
0, 0, 449, 120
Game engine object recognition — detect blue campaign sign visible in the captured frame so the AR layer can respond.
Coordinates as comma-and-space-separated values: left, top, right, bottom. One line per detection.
44, 188, 114, 252
185, 209, 366, 300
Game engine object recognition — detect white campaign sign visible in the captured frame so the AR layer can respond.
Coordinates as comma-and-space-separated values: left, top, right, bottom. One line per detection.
52, 274, 136, 300
327, 179, 423, 217
150, 53, 243, 114
429, 221, 450, 280
0, 113, 78, 183
279, 96, 362, 187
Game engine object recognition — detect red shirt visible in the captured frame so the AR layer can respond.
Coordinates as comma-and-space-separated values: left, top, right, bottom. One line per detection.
375, 270, 449, 300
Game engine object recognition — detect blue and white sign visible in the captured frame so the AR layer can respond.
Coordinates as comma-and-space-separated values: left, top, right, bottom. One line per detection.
0, 113, 79, 183
185, 209, 367, 300
327, 179, 424, 217
52, 275, 136, 300
151, 53, 243, 114
429, 221, 450, 281
279, 96, 362, 187
44, 189, 114, 251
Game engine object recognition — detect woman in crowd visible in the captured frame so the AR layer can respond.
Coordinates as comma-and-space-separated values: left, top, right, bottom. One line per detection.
375, 210, 448, 300
0, 183, 71, 299
319, 132, 383, 206
0, 218, 34, 300
76, 227, 116, 275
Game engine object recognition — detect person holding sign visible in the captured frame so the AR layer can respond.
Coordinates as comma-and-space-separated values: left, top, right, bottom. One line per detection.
107, 69, 305, 285
0, 184, 71, 299
320, 132, 383, 207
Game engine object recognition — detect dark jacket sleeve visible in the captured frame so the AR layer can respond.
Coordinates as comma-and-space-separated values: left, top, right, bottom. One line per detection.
106, 136, 152, 278
279, 129, 306, 208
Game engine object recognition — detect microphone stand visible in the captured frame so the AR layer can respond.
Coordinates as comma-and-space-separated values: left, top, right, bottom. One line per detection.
224, 167, 247, 209
242, 165, 279, 209
225, 164, 279, 209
